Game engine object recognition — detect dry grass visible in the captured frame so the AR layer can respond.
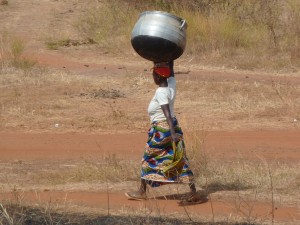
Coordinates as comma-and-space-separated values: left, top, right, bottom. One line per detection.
0, 34, 35, 71
184, 130, 300, 202
177, 77, 300, 130
1, 52, 300, 132
72, 0, 300, 72
0, 202, 255, 225
0, 66, 149, 132
32, 156, 139, 185
76, 1, 137, 54
0, 34, 151, 131
0, 0, 8, 6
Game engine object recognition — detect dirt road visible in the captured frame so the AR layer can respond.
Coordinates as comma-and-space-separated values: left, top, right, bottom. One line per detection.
1, 130, 300, 162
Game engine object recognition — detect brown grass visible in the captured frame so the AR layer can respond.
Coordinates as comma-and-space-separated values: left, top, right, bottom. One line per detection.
0, 0, 8, 6
1, 51, 300, 132
73, 0, 300, 72
0, 201, 254, 225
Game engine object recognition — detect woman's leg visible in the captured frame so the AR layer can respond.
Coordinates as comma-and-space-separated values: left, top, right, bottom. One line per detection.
139, 179, 147, 194
125, 179, 147, 200
189, 182, 196, 193
181, 182, 197, 202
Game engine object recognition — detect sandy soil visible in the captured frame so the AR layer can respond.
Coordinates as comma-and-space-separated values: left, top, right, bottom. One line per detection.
0, 0, 300, 224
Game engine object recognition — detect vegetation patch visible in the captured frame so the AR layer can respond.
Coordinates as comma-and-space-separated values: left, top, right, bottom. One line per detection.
79, 88, 125, 99
46, 38, 96, 50
0, 0, 8, 6
0, 203, 256, 225
0, 34, 35, 71
77, 0, 300, 72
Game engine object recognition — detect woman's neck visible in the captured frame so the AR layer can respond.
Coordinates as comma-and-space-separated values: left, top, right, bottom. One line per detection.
159, 80, 168, 87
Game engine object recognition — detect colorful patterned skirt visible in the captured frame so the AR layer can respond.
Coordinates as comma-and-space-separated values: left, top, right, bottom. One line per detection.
141, 118, 194, 187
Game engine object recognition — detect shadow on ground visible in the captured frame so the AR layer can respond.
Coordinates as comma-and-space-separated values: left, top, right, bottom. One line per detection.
154, 180, 253, 206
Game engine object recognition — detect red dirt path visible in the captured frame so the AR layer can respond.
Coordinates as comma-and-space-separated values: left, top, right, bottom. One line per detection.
1, 130, 300, 223
0, 130, 300, 162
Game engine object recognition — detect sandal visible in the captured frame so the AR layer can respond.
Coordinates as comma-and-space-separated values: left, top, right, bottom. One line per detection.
125, 191, 147, 200
184, 192, 198, 202
178, 192, 208, 205
178, 193, 208, 206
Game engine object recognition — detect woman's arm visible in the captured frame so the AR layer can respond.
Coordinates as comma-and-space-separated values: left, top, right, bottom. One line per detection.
161, 104, 179, 142
169, 61, 174, 77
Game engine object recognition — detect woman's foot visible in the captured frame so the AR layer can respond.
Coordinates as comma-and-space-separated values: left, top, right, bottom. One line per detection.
179, 191, 208, 205
125, 191, 147, 200
179, 191, 197, 202
185, 192, 198, 202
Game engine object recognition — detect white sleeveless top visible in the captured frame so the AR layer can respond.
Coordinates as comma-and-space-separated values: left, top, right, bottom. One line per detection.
147, 77, 176, 123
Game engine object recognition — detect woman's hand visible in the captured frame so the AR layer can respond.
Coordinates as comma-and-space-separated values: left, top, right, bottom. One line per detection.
171, 133, 179, 143
169, 61, 174, 77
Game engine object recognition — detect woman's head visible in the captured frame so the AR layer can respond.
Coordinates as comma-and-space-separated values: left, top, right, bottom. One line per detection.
152, 62, 171, 85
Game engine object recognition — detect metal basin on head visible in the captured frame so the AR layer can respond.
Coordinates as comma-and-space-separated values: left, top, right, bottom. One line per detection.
131, 11, 187, 62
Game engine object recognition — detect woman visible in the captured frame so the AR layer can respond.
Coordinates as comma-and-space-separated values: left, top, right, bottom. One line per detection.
125, 61, 196, 201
